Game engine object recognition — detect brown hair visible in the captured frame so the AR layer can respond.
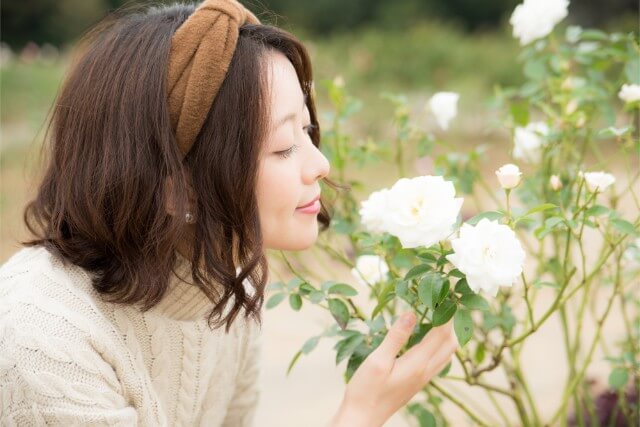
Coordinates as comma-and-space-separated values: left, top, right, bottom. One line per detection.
22, 2, 344, 333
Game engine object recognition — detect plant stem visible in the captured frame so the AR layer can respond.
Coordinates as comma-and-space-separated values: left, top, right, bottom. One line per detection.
428, 381, 493, 427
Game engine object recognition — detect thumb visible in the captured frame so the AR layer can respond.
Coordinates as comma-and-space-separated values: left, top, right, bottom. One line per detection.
374, 312, 416, 360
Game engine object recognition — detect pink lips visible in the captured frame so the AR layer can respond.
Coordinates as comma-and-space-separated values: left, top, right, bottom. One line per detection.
296, 194, 321, 214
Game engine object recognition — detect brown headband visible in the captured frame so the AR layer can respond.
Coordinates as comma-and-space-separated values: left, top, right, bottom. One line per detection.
167, 0, 260, 156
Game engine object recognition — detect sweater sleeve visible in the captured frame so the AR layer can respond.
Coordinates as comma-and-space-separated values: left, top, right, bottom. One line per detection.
220, 318, 263, 427
0, 280, 138, 426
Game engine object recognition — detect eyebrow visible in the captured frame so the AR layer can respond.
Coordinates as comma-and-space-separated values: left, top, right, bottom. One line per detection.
274, 93, 308, 130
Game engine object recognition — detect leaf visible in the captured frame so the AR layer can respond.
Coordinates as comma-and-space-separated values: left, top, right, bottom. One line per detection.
302, 336, 320, 354
328, 283, 358, 297
328, 299, 350, 330
407, 403, 437, 427
466, 211, 505, 226
454, 308, 473, 346
418, 273, 445, 310
510, 100, 530, 127
433, 300, 457, 326
266, 281, 285, 292
286, 350, 303, 376
395, 280, 417, 305
608, 367, 629, 389
521, 203, 558, 218
474, 342, 486, 364
407, 323, 433, 348
335, 333, 366, 364
371, 282, 395, 319
289, 293, 302, 311
287, 277, 305, 291
309, 291, 325, 304
460, 294, 490, 311
266, 293, 286, 309
454, 278, 474, 295
585, 205, 610, 217
611, 219, 638, 236
404, 264, 431, 281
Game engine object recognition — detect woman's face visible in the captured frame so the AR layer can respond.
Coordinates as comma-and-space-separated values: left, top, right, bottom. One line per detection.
256, 51, 331, 251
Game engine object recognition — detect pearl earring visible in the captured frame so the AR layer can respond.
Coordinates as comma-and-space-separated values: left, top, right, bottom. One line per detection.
185, 212, 195, 224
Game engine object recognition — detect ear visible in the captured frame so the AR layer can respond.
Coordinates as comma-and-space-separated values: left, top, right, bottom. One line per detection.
164, 171, 196, 217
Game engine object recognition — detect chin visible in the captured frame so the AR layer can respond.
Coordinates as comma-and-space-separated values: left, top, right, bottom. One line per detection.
265, 225, 319, 251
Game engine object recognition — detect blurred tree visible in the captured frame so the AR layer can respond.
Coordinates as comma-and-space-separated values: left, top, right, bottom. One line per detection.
0, 0, 636, 49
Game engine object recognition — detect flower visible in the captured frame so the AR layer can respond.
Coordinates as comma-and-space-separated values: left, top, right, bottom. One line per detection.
446, 218, 526, 297
618, 84, 640, 104
350, 255, 390, 287
583, 171, 616, 193
359, 188, 391, 234
428, 92, 459, 131
368, 175, 463, 249
495, 164, 523, 189
509, 0, 569, 45
513, 122, 549, 163
550, 175, 563, 191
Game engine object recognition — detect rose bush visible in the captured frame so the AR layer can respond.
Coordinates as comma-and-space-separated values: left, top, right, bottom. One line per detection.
265, 0, 639, 425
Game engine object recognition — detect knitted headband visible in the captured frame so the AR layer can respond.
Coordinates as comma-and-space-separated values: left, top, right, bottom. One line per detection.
167, 0, 260, 157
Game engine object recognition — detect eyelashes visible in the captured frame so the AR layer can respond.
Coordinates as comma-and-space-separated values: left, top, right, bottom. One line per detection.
276, 124, 317, 159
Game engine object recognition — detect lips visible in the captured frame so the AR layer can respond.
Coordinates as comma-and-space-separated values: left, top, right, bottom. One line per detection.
297, 194, 321, 209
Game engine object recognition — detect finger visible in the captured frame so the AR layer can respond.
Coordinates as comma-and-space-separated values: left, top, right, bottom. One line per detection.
370, 312, 416, 362
394, 318, 456, 374
421, 337, 459, 382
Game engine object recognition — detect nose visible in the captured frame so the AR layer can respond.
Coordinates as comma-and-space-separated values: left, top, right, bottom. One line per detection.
303, 143, 330, 184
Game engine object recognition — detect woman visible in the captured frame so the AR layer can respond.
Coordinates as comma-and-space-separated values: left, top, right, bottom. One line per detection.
0, 0, 459, 425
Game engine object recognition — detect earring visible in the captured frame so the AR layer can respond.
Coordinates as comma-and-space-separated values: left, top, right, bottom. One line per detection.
185, 212, 195, 224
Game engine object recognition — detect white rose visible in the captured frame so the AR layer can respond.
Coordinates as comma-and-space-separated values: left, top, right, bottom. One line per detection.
428, 92, 459, 131
383, 175, 464, 249
359, 188, 391, 234
509, 0, 569, 45
350, 255, 390, 287
618, 83, 640, 104
550, 174, 563, 191
446, 218, 526, 297
513, 122, 549, 163
583, 171, 616, 193
495, 163, 523, 189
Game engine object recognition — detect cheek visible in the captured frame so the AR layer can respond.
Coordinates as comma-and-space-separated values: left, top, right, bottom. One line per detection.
256, 160, 297, 221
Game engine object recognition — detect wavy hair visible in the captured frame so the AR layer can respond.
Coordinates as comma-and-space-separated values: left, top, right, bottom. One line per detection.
23, 2, 345, 333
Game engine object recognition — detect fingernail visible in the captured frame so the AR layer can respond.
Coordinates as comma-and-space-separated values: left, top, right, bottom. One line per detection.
400, 313, 415, 327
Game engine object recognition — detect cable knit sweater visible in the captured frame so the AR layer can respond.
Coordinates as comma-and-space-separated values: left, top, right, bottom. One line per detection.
0, 246, 262, 426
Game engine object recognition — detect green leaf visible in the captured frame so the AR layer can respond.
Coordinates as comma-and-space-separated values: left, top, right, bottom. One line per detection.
608, 367, 629, 389
302, 336, 320, 354
455, 278, 474, 295
321, 280, 339, 292
286, 350, 303, 376
522, 203, 558, 218
328, 283, 358, 297
335, 333, 366, 364
510, 100, 530, 127
371, 282, 395, 319
611, 219, 638, 236
585, 205, 610, 217
287, 277, 305, 291
454, 308, 473, 346
433, 300, 457, 326
449, 269, 465, 278
417, 273, 445, 310
266, 293, 286, 309
289, 293, 303, 311
466, 211, 505, 226
407, 403, 437, 427
309, 291, 325, 304
474, 342, 486, 364
404, 264, 431, 281
328, 298, 350, 330
460, 294, 490, 311
408, 323, 433, 348
266, 281, 285, 292
395, 279, 417, 305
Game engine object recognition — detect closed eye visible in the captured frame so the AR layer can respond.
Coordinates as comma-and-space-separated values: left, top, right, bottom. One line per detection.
275, 124, 317, 159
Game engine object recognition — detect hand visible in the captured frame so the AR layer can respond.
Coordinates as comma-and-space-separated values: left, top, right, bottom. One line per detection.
331, 312, 459, 427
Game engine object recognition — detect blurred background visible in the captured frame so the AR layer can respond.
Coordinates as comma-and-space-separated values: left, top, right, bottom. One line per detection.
1, 0, 638, 426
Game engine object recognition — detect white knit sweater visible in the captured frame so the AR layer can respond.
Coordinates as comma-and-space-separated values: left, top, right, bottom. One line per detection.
0, 246, 262, 426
